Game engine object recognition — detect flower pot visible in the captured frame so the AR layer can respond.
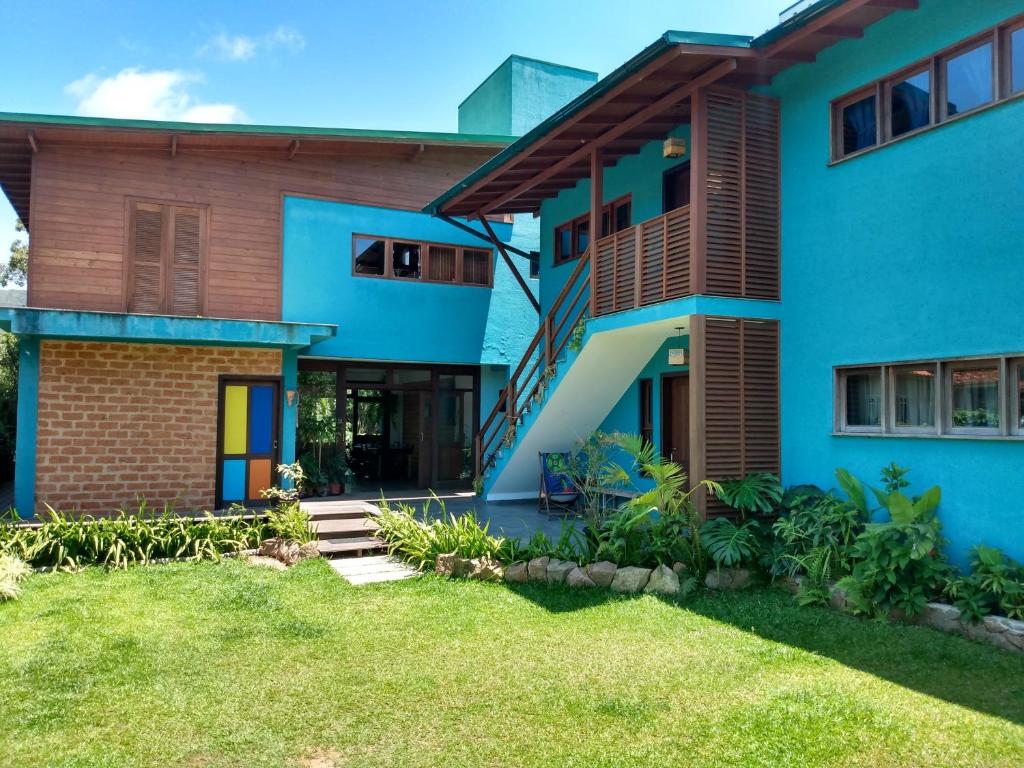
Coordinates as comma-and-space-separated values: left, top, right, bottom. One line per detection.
329, 482, 342, 496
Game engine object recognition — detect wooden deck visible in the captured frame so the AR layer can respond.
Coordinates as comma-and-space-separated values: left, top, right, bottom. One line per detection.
302, 499, 387, 558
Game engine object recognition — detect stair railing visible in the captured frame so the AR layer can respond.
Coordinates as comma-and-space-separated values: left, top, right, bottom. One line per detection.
475, 244, 593, 477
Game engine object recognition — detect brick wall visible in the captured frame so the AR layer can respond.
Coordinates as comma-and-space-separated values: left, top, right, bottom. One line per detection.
35, 341, 282, 514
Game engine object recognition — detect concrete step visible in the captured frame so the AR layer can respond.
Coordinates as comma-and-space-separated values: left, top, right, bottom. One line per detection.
311, 516, 378, 539
317, 536, 387, 556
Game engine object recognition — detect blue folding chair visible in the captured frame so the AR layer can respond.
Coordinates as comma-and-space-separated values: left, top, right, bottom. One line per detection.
538, 451, 580, 518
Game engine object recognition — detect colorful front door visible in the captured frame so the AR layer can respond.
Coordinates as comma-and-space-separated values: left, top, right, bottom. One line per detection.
217, 379, 279, 507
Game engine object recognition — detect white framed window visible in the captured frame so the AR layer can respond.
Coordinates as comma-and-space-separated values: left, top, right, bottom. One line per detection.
945, 360, 1001, 435
890, 363, 937, 433
837, 366, 883, 433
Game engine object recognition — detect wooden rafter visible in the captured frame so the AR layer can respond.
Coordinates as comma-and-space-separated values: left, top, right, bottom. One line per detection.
477, 215, 540, 314
287, 139, 300, 160
170, 135, 177, 157
479, 58, 737, 216
26, 130, 38, 153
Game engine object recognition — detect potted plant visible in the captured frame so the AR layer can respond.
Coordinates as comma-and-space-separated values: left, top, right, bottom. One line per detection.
325, 452, 355, 496
299, 452, 327, 497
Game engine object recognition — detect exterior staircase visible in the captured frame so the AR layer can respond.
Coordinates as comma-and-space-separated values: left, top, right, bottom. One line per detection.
302, 499, 386, 557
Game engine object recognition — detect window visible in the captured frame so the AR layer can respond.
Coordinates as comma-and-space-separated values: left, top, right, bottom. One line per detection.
639, 379, 653, 446
126, 199, 206, 315
944, 42, 994, 117
948, 362, 1000, 432
835, 356, 1024, 439
830, 14, 1024, 161
889, 68, 931, 138
891, 364, 936, 431
553, 195, 632, 266
663, 162, 691, 213
351, 235, 491, 287
840, 368, 882, 431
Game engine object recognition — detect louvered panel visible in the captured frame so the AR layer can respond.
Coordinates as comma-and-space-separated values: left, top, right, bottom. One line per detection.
594, 236, 615, 316
704, 90, 743, 298
664, 204, 690, 299
613, 229, 635, 312
743, 94, 780, 300
742, 320, 780, 475
171, 208, 202, 315
428, 245, 457, 282
129, 204, 164, 314
462, 248, 490, 286
640, 218, 665, 305
703, 318, 742, 481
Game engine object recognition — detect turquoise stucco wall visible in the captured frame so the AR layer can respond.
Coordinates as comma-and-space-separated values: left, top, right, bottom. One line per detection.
459, 56, 598, 137
537, 125, 691, 315
599, 335, 690, 451
768, 0, 1024, 565
281, 196, 538, 425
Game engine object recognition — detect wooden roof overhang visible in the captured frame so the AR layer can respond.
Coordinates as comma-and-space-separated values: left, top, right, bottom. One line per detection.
0, 116, 513, 230
427, 0, 918, 218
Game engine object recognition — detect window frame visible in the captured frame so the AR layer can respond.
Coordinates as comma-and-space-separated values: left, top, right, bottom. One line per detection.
889, 362, 939, 435
945, 358, 1002, 436
836, 365, 885, 434
829, 12, 1024, 163
1011, 358, 1024, 436
350, 233, 493, 288
552, 194, 633, 267
638, 378, 654, 447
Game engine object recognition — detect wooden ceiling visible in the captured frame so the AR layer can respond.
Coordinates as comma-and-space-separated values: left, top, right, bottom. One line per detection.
437, 0, 918, 217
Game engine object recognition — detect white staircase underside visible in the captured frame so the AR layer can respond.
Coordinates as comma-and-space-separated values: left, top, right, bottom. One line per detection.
488, 315, 691, 499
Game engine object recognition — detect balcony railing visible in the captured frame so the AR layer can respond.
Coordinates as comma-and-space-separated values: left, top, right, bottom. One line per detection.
592, 204, 691, 316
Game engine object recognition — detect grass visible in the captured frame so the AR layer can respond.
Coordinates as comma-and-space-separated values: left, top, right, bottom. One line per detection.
1, 560, 1023, 768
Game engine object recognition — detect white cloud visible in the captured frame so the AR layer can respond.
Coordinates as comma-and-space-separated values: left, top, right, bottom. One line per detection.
65, 68, 247, 123
198, 26, 304, 61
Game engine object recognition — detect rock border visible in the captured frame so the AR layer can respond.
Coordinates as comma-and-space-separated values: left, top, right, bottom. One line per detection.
780, 576, 1024, 654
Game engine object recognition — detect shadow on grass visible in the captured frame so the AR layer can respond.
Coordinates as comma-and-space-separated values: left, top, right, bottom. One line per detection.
504, 580, 1024, 726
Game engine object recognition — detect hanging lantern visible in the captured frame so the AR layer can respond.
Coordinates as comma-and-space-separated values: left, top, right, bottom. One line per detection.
663, 137, 686, 159
668, 326, 687, 366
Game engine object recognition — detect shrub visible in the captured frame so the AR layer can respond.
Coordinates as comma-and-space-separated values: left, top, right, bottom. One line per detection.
374, 497, 511, 571
945, 545, 1024, 622
717, 472, 783, 517
701, 517, 762, 570
265, 502, 315, 544
0, 554, 29, 601
0, 505, 266, 570
836, 468, 949, 618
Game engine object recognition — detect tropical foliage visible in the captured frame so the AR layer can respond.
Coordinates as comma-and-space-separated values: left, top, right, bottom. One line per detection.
945, 545, 1024, 622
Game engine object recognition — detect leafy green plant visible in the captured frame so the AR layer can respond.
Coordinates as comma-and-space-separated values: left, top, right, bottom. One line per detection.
717, 473, 783, 517
0, 554, 29, 601
265, 502, 315, 544
880, 462, 910, 495
701, 517, 762, 569
945, 545, 1024, 621
568, 318, 587, 352
260, 462, 306, 504
373, 496, 511, 571
836, 467, 949, 617
772, 487, 865, 581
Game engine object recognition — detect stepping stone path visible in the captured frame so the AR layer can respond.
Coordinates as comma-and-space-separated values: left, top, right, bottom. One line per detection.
328, 555, 419, 586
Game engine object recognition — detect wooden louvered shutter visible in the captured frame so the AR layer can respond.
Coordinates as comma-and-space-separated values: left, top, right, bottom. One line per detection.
129, 202, 166, 314
462, 248, 491, 286
704, 89, 743, 297
427, 245, 457, 282
171, 207, 203, 315
691, 316, 780, 518
743, 93, 780, 300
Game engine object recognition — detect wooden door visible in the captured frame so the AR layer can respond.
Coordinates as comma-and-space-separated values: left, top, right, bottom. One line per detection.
661, 375, 690, 469
217, 379, 280, 507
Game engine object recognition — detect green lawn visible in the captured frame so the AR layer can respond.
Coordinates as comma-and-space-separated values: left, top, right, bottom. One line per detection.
1, 560, 1023, 768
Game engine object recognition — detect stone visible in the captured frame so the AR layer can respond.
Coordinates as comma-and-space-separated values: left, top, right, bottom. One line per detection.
1006, 630, 1024, 651
586, 560, 617, 588
566, 566, 597, 589
297, 541, 321, 560
246, 555, 287, 571
504, 561, 529, 583
527, 556, 550, 582
435, 552, 458, 577
467, 558, 504, 582
672, 562, 687, 575
705, 567, 751, 591
259, 537, 301, 566
610, 566, 652, 593
828, 583, 848, 611
547, 559, 577, 584
918, 602, 963, 633
452, 557, 474, 578
644, 564, 680, 596
983, 615, 1012, 635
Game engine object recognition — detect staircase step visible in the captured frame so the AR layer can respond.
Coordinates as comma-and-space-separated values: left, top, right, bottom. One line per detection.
312, 516, 378, 539
318, 536, 387, 556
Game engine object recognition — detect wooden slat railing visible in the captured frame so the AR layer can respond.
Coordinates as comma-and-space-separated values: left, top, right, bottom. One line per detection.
475, 245, 592, 477
592, 204, 691, 317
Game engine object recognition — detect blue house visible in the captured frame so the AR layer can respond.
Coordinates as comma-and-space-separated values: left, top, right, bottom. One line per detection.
426, 0, 1024, 565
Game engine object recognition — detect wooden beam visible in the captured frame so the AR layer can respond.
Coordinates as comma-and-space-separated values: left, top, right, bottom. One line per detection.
818, 24, 865, 38
477, 215, 541, 315
481, 58, 737, 215
438, 214, 534, 258
288, 139, 300, 160
439, 46, 689, 214
759, 0, 877, 59
26, 130, 38, 154
170, 135, 177, 157
588, 147, 603, 318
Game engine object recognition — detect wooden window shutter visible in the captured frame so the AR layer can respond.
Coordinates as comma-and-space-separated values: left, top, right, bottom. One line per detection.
128, 202, 166, 314
126, 200, 205, 315
427, 245, 457, 282
462, 248, 491, 286
171, 207, 204, 315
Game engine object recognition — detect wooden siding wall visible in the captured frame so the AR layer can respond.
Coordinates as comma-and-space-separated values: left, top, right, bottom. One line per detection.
694, 87, 780, 300
27, 145, 495, 320
689, 315, 780, 517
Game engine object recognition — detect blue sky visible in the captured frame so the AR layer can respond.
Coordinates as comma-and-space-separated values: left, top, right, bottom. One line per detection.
0, 0, 785, 263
